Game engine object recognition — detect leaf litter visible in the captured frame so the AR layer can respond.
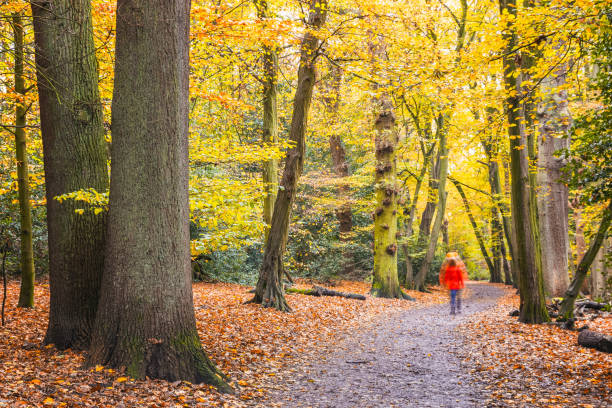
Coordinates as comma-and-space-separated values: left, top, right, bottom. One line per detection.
0, 279, 445, 407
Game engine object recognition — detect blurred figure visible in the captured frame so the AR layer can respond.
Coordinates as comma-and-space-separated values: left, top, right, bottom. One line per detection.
439, 252, 467, 315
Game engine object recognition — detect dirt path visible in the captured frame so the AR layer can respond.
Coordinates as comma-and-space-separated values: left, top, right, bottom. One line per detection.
267, 283, 505, 407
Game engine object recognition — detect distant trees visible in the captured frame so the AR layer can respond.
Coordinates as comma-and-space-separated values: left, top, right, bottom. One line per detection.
31, 0, 109, 348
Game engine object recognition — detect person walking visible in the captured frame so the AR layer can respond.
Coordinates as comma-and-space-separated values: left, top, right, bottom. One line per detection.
440, 254, 466, 315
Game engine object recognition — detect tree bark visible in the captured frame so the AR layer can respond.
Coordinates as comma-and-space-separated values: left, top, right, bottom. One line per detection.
251, 0, 327, 311
87, 0, 230, 391
559, 201, 612, 319
11, 14, 35, 308
536, 59, 571, 297
31, 0, 109, 348
255, 0, 279, 239
323, 64, 353, 275
499, 0, 549, 323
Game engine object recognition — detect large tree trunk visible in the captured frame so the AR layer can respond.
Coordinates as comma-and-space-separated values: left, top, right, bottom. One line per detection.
536, 61, 571, 298
560, 201, 612, 319
251, 0, 327, 311
255, 0, 279, 239
31, 0, 109, 349
324, 64, 353, 275
499, 0, 549, 323
415, 115, 449, 291
11, 14, 35, 308
87, 0, 230, 391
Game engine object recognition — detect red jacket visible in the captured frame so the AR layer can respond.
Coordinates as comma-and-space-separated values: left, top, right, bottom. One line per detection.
441, 265, 465, 290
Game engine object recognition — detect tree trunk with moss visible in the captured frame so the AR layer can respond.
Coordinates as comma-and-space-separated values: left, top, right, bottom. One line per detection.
560, 201, 612, 319
414, 115, 449, 291
499, 0, 548, 323
255, 0, 279, 239
11, 14, 35, 308
369, 35, 404, 298
31, 0, 108, 348
251, 0, 327, 311
87, 1, 230, 391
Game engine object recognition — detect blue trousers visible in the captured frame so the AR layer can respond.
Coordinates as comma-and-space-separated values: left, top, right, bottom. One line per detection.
450, 289, 461, 314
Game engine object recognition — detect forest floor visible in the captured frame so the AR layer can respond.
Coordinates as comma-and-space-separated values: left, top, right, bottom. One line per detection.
0, 279, 610, 407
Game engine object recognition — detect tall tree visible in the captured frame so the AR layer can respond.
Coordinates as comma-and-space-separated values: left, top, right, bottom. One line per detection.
368, 31, 407, 299
88, 0, 230, 390
255, 0, 279, 239
499, 0, 549, 323
11, 14, 35, 308
251, 0, 328, 311
536, 59, 571, 297
31, 0, 109, 348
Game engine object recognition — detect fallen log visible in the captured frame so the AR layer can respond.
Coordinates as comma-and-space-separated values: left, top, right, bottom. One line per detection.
575, 300, 608, 310
577, 329, 612, 353
286, 285, 366, 301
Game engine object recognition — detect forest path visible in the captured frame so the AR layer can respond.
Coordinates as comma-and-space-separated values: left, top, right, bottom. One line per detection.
266, 282, 505, 407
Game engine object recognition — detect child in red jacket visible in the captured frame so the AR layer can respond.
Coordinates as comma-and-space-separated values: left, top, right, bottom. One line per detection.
440, 256, 466, 315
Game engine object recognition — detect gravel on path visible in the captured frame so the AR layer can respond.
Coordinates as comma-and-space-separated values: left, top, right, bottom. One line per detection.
268, 283, 505, 407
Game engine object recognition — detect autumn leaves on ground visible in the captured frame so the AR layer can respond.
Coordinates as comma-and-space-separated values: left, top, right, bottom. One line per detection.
1, 280, 610, 407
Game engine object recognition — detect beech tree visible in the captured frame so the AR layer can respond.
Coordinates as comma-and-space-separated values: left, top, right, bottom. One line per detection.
537, 59, 571, 298
251, 0, 328, 311
87, 0, 230, 390
31, 0, 109, 348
